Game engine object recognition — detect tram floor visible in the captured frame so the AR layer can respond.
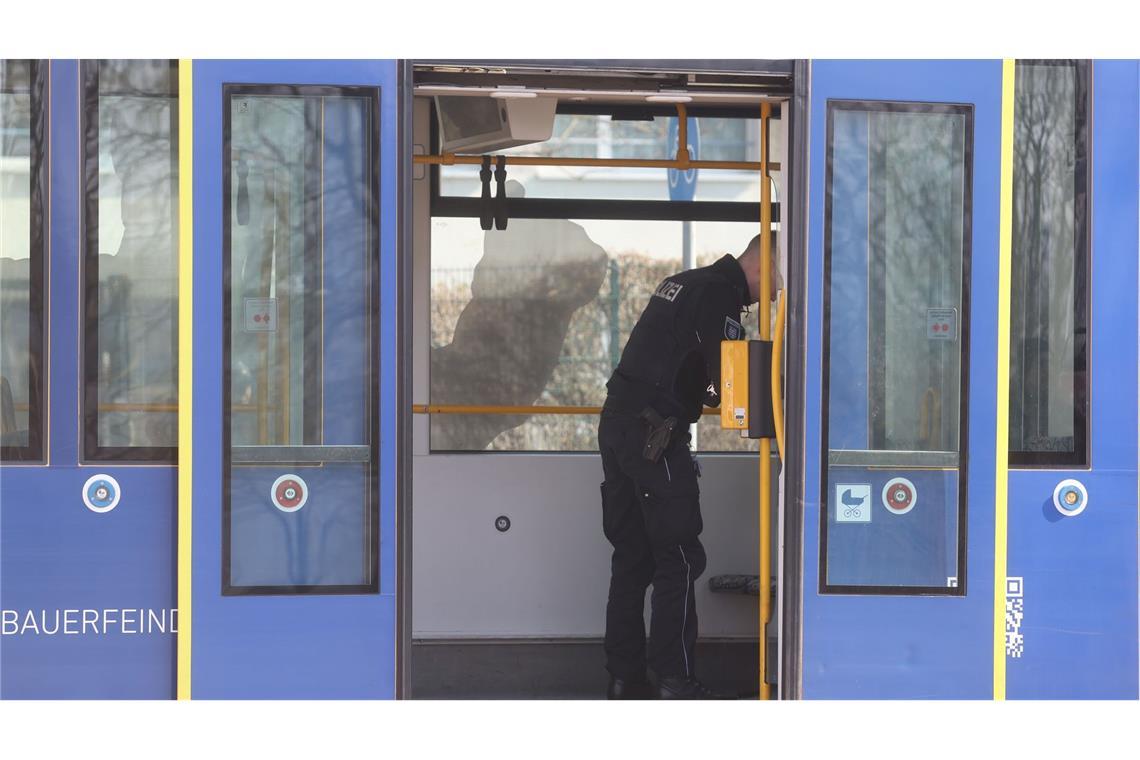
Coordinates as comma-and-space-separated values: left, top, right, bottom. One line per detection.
410, 637, 774, 699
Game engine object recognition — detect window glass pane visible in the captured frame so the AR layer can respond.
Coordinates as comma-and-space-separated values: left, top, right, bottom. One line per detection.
430, 217, 761, 451
1, 60, 44, 460
439, 114, 762, 203
85, 59, 179, 457
225, 87, 378, 593
822, 102, 971, 593
1009, 61, 1088, 464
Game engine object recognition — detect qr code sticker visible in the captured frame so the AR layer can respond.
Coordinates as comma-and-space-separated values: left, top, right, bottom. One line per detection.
1005, 576, 1025, 658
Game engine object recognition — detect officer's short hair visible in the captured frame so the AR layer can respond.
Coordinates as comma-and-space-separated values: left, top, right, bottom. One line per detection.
743, 232, 779, 256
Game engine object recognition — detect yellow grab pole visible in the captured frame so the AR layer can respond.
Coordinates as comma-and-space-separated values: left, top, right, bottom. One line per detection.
676, 104, 689, 162
758, 101, 773, 701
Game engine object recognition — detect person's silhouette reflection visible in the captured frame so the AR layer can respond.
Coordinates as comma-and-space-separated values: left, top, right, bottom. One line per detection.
96, 98, 178, 448
431, 181, 607, 450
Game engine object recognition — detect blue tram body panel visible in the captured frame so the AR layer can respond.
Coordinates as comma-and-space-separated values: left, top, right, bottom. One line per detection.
1005, 61, 1140, 699
801, 60, 1003, 698
1, 471, 177, 697
190, 60, 398, 699
1, 61, 177, 699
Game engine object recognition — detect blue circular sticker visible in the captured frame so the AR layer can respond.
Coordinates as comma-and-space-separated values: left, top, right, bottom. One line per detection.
1053, 479, 1088, 517
82, 474, 121, 513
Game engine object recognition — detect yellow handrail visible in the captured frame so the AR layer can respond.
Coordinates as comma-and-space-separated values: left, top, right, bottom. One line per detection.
771, 289, 786, 462
412, 404, 720, 416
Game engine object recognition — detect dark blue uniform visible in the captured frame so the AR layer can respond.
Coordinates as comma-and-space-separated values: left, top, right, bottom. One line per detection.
598, 254, 750, 684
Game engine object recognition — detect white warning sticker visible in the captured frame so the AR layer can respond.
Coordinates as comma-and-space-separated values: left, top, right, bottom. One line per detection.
244, 297, 277, 332
926, 308, 957, 341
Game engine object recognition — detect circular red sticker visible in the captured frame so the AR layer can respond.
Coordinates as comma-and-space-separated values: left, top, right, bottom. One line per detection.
271, 474, 308, 512
881, 477, 917, 515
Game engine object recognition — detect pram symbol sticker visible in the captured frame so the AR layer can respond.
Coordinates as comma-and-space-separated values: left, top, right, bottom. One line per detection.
836, 484, 871, 523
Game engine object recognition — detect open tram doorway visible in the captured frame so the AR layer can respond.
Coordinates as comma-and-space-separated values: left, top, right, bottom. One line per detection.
401, 60, 798, 699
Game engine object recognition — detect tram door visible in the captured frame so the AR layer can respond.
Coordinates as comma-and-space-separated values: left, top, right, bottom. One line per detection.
1004, 62, 1138, 699
2, 60, 180, 698
186, 61, 398, 698
800, 61, 1004, 697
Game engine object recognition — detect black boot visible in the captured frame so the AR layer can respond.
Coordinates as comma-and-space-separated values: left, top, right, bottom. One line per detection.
607, 675, 653, 700
654, 676, 733, 700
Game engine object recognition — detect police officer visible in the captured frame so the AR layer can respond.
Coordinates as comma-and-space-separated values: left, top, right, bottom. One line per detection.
598, 234, 775, 699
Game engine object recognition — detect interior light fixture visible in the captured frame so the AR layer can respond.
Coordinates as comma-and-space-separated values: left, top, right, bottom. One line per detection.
490, 90, 538, 99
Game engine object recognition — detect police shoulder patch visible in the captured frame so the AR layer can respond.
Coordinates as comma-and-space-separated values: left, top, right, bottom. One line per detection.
724, 316, 743, 340
653, 279, 684, 302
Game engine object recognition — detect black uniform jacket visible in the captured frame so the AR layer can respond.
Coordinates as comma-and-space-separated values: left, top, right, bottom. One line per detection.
605, 254, 751, 424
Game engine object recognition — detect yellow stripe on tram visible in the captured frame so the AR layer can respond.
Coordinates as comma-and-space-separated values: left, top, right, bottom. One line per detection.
176, 58, 194, 701
992, 58, 1016, 702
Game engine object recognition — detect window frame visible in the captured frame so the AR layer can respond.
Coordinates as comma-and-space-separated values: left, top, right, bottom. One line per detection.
818, 99, 974, 597
0, 59, 48, 464
221, 83, 382, 596
1007, 59, 1091, 469
80, 59, 180, 463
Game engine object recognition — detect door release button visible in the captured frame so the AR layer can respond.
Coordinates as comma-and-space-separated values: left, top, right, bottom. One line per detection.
82, 474, 121, 513
271, 474, 309, 513
1052, 478, 1088, 517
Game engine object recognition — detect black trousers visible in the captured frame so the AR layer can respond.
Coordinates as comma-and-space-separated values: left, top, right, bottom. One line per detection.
598, 412, 707, 681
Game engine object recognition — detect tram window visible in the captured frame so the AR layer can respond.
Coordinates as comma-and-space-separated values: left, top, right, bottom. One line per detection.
821, 101, 972, 594
82, 60, 179, 461
0, 60, 46, 463
223, 85, 380, 594
1008, 61, 1089, 467
436, 114, 762, 203
429, 104, 778, 452
431, 217, 766, 452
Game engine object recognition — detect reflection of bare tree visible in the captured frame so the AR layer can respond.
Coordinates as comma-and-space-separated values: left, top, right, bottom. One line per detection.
873, 111, 964, 452
430, 181, 607, 450
1009, 63, 1081, 452
96, 71, 179, 448
830, 108, 966, 453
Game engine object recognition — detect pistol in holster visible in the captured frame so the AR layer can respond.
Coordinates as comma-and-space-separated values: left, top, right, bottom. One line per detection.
639, 407, 678, 463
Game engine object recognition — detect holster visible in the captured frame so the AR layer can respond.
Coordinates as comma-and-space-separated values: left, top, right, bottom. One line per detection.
639, 407, 678, 463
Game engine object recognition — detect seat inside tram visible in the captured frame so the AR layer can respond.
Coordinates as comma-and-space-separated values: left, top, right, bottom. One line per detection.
406, 64, 789, 698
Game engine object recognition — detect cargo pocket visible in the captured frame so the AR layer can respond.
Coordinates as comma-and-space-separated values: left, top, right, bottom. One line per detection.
635, 481, 702, 548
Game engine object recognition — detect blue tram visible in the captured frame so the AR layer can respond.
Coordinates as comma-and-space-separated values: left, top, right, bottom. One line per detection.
0, 59, 1136, 699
